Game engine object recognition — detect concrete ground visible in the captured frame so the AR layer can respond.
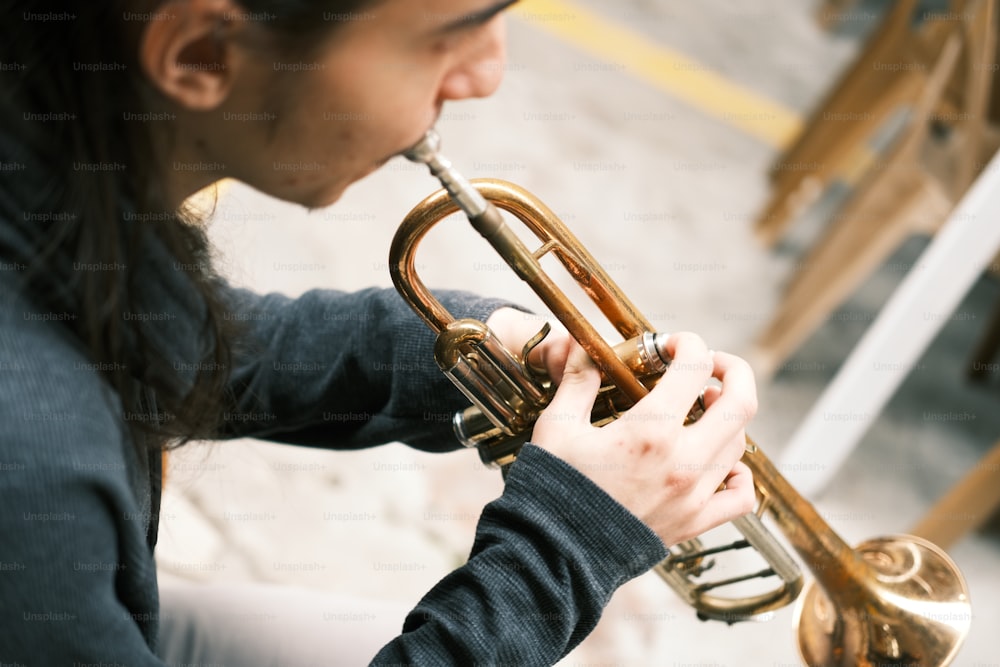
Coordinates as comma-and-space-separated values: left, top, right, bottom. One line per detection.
156, 1, 1000, 664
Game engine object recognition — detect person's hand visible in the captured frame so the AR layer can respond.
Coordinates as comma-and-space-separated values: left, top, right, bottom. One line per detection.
529, 331, 757, 547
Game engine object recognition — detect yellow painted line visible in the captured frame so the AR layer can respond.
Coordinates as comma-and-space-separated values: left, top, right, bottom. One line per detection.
512, 0, 804, 148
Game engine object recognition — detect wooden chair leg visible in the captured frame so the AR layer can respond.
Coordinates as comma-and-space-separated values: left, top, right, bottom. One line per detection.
910, 438, 1000, 549
968, 293, 1000, 381
775, 0, 920, 182
755, 31, 966, 374
756, 75, 926, 246
942, 0, 997, 193
757, 19, 966, 246
754, 167, 952, 377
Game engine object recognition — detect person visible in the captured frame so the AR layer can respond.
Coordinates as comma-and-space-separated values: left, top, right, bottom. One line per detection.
0, 1, 757, 665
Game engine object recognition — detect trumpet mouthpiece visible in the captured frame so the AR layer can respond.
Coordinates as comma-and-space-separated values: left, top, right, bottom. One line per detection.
400, 128, 490, 219
403, 130, 442, 165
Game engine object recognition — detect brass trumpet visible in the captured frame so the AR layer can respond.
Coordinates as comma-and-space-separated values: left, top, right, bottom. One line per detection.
390, 130, 971, 666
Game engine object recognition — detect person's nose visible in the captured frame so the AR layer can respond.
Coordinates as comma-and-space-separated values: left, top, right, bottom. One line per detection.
437, 19, 507, 101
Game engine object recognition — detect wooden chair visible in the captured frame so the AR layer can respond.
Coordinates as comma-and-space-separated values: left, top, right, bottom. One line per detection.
757, 0, 922, 246
760, 0, 998, 245
799, 5, 1000, 550
752, 0, 998, 377
911, 437, 1000, 548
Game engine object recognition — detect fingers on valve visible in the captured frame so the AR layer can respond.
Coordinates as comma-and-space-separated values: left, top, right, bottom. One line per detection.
535, 342, 601, 435
699, 384, 722, 409
648, 332, 714, 411
710, 351, 758, 422
719, 461, 756, 515
704, 462, 756, 527
690, 351, 758, 440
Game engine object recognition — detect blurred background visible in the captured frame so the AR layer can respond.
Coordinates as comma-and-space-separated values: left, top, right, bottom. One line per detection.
157, 0, 1000, 663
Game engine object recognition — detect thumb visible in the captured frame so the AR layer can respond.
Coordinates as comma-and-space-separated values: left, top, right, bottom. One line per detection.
530, 329, 573, 385
532, 343, 601, 443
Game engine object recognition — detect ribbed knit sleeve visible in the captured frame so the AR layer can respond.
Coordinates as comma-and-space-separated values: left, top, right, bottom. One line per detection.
219, 285, 513, 452
0, 291, 166, 666
370, 444, 668, 666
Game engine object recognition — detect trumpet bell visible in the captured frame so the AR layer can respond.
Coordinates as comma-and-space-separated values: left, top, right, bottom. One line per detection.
795, 535, 971, 666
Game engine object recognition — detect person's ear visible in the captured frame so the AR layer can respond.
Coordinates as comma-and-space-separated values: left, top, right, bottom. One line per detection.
139, 0, 247, 110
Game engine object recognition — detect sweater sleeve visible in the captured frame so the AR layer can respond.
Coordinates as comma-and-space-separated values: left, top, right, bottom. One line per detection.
0, 313, 166, 666
219, 285, 512, 452
370, 444, 668, 666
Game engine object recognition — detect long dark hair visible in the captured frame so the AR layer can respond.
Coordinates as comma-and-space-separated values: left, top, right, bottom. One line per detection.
0, 0, 376, 448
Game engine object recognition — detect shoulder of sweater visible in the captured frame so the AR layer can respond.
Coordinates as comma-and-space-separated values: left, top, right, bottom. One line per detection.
0, 287, 128, 465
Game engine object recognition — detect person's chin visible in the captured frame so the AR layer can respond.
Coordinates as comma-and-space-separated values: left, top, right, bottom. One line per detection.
305, 166, 382, 209
300, 154, 407, 209
290, 180, 351, 211
307, 189, 348, 210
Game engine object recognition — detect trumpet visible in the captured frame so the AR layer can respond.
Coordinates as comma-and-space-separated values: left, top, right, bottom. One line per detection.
390, 130, 971, 666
